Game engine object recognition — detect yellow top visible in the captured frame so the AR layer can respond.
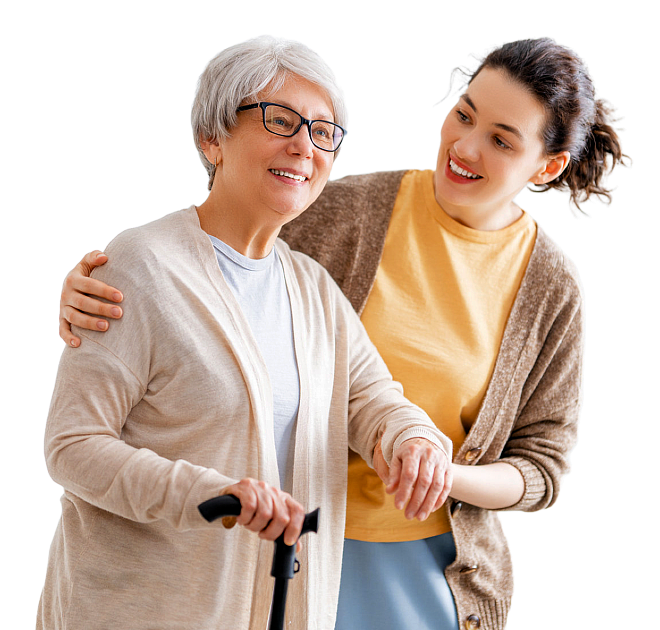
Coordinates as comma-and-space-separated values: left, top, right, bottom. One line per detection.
345, 170, 537, 542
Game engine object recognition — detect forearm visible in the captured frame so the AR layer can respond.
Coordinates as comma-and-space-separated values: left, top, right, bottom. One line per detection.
46, 344, 234, 530
449, 461, 524, 510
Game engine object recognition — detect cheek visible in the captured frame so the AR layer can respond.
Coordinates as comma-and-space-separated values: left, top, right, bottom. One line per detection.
314, 155, 334, 185
439, 118, 455, 146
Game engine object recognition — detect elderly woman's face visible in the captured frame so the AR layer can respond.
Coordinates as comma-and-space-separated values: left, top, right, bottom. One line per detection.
213, 75, 335, 225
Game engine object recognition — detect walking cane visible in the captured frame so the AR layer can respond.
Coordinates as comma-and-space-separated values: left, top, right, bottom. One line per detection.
198, 495, 320, 630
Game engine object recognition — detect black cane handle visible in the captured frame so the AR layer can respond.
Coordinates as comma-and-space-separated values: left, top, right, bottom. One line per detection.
198, 494, 242, 522
198, 494, 319, 630
198, 495, 319, 540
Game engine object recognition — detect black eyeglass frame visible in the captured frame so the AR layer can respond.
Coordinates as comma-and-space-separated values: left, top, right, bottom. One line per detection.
236, 102, 346, 152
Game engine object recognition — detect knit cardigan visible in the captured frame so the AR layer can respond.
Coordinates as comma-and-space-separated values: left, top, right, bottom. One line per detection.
279, 170, 584, 630
38, 206, 450, 630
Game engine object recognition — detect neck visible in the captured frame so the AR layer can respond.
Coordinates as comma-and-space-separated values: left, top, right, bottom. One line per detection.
196, 190, 281, 259
433, 187, 523, 232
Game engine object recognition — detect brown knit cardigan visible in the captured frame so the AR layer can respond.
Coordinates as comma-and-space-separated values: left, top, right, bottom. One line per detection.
279, 170, 584, 630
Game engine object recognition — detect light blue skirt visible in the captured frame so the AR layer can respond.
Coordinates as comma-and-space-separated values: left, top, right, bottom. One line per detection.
335, 533, 459, 630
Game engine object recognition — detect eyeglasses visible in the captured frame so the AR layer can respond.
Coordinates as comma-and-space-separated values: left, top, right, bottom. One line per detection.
236, 102, 346, 152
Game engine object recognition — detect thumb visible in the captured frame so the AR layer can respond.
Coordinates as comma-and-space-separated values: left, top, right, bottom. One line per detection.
386, 454, 402, 495
79, 250, 108, 275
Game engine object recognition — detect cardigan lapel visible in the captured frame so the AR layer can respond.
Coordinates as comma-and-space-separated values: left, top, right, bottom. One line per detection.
455, 227, 564, 463
179, 206, 280, 487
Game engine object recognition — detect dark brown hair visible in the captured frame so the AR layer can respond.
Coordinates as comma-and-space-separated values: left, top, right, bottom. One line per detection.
471, 38, 626, 208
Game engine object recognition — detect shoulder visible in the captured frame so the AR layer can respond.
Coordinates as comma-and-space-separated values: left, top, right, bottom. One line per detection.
530, 226, 583, 307
106, 208, 191, 258
93, 207, 202, 291
311, 170, 408, 215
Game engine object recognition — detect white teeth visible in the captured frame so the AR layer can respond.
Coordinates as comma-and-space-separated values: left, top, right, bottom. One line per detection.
449, 159, 481, 179
270, 169, 307, 182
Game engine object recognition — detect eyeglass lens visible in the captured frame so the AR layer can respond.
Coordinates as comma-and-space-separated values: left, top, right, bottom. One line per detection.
263, 104, 343, 151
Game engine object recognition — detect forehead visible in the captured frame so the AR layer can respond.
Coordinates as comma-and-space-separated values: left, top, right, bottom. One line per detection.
464, 68, 547, 140
262, 74, 335, 121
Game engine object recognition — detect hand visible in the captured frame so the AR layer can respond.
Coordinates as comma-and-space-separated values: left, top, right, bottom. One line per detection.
372, 439, 390, 484
223, 478, 306, 549
60, 251, 124, 347
386, 438, 452, 521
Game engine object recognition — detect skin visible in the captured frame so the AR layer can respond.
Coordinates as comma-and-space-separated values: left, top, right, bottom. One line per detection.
377, 68, 570, 509
433, 68, 569, 231
59, 68, 570, 514
57, 73, 450, 547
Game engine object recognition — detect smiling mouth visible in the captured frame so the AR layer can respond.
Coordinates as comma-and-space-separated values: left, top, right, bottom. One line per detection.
449, 158, 482, 180
269, 169, 308, 182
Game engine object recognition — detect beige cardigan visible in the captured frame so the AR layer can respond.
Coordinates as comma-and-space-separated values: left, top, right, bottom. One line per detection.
280, 171, 584, 630
38, 206, 449, 630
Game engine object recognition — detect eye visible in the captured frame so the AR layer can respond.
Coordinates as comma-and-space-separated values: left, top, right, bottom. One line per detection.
494, 136, 512, 150
455, 108, 471, 124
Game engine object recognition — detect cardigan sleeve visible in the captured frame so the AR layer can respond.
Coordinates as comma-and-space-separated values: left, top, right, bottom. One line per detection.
45, 339, 238, 530
331, 288, 453, 467
497, 280, 584, 512
44, 225, 239, 532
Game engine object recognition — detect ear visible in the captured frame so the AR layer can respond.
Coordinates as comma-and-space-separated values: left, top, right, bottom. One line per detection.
530, 151, 571, 185
200, 138, 222, 168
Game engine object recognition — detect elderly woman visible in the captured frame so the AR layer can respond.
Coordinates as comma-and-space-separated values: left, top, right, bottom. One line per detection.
38, 37, 452, 630
59, 38, 626, 630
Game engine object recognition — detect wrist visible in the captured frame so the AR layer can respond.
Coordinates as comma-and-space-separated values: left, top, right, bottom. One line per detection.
391, 429, 446, 462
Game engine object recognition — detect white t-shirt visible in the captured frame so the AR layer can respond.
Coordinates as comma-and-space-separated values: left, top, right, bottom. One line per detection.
209, 234, 300, 490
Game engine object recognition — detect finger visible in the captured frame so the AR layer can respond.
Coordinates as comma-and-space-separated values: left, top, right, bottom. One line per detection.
245, 482, 277, 533
404, 457, 435, 520
258, 492, 304, 545
62, 305, 110, 332
63, 274, 123, 305
412, 461, 446, 521
433, 465, 453, 512
59, 318, 81, 348
69, 292, 123, 319
229, 480, 260, 527
372, 441, 390, 484
79, 250, 109, 275
281, 496, 305, 547
385, 455, 402, 495
392, 454, 421, 512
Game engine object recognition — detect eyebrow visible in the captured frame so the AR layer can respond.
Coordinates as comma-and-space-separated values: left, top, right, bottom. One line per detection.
273, 100, 335, 123
460, 94, 524, 141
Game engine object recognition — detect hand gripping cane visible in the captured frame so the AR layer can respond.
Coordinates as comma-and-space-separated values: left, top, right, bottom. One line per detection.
198, 495, 320, 630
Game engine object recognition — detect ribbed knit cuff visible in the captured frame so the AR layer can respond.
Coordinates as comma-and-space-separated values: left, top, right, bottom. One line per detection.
391, 427, 450, 463
498, 455, 547, 511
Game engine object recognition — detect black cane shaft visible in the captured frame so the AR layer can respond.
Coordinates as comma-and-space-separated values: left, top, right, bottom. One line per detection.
268, 578, 289, 630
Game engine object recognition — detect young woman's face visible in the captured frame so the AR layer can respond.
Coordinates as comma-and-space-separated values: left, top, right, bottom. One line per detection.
433, 68, 558, 223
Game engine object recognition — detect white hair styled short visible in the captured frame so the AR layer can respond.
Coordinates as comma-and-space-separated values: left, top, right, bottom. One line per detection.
191, 35, 347, 190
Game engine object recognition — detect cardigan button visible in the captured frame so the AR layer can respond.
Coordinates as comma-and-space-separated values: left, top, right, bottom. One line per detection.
464, 447, 482, 462
460, 565, 478, 575
465, 614, 481, 629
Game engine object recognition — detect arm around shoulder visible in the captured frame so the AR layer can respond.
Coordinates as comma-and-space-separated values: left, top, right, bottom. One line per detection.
59, 250, 124, 347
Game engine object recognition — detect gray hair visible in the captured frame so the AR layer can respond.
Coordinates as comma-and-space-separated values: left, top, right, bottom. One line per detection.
191, 35, 347, 190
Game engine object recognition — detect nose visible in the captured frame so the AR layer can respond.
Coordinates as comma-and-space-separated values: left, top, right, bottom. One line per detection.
453, 128, 480, 162
286, 123, 315, 158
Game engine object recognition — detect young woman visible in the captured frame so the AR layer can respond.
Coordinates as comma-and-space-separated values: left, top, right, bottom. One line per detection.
58, 38, 625, 629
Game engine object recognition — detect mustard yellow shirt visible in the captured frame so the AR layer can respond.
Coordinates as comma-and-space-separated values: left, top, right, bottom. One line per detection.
345, 170, 537, 542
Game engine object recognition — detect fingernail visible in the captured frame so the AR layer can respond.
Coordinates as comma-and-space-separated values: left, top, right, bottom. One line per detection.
97, 321, 108, 331
112, 292, 122, 302
70, 339, 79, 348
110, 307, 121, 317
